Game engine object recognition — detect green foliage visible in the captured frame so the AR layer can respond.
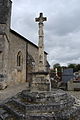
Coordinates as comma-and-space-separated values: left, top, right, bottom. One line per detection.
53, 63, 61, 69
66, 63, 80, 72
52, 63, 80, 72
68, 64, 76, 68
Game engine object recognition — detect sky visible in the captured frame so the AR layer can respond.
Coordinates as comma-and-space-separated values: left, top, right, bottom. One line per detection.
11, 0, 80, 67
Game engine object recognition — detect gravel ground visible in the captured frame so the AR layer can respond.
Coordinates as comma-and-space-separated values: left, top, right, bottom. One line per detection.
0, 83, 28, 103
67, 91, 80, 100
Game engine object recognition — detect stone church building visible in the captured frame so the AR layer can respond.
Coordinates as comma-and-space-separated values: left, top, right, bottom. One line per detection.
0, 0, 49, 87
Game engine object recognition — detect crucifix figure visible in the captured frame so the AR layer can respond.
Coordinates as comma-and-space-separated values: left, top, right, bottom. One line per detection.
35, 13, 47, 72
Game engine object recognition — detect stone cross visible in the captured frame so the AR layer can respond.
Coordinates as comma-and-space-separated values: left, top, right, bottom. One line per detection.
35, 13, 47, 71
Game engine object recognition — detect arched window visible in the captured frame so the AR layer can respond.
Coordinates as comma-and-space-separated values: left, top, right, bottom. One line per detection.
17, 51, 23, 66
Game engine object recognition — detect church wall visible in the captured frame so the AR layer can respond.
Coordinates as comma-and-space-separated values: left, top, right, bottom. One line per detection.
27, 43, 38, 72
0, 0, 12, 27
0, 35, 9, 74
28, 42, 47, 72
0, 35, 5, 73
8, 32, 27, 85
3, 35, 9, 75
0, 34, 10, 88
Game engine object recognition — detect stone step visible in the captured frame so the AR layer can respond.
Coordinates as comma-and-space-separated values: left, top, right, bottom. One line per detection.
4, 98, 27, 116
13, 92, 31, 105
10, 98, 26, 110
0, 107, 13, 120
5, 102, 25, 116
2, 104, 26, 120
0, 114, 13, 120
20, 92, 37, 103
25, 101, 74, 114
26, 114, 56, 120
20, 91, 75, 105
56, 105, 80, 120
13, 97, 29, 105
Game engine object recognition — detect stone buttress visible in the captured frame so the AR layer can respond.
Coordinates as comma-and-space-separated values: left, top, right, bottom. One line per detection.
0, 0, 12, 88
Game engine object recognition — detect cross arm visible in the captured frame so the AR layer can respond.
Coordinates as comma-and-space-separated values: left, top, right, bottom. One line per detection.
35, 17, 47, 22
43, 17, 47, 22
35, 18, 40, 22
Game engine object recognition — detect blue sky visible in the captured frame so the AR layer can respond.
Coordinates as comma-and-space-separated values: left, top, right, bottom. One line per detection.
11, 0, 80, 67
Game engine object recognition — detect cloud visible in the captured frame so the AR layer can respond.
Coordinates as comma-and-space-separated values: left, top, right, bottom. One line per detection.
11, 0, 80, 67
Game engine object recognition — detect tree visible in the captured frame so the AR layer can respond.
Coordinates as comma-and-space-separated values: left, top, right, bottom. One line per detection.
68, 63, 76, 69
53, 63, 61, 69
75, 64, 80, 72
68, 63, 80, 72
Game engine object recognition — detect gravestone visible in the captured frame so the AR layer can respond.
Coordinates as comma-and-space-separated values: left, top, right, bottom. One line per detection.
62, 68, 74, 83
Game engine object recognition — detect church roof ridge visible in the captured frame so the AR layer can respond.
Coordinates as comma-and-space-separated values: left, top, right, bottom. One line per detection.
10, 29, 48, 55
9, 0, 12, 3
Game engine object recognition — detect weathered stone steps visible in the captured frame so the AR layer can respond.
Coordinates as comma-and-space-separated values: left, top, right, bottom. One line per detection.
26, 114, 56, 120
25, 103, 73, 113
0, 106, 13, 120
20, 91, 75, 105
2, 104, 26, 120
10, 98, 26, 111
14, 96, 31, 105
56, 106, 80, 120
6, 97, 74, 115
4, 103, 25, 115
0, 90, 80, 120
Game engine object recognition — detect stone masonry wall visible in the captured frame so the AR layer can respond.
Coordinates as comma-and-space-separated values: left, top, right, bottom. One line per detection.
28, 43, 38, 72
28, 43, 47, 72
0, 35, 5, 73
0, 0, 12, 27
8, 32, 27, 85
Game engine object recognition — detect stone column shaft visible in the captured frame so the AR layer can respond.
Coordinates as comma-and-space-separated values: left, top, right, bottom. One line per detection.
38, 22, 44, 71
35, 13, 47, 72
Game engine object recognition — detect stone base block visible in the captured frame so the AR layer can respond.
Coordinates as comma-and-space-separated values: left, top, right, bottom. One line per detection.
31, 79, 50, 91
31, 72, 51, 91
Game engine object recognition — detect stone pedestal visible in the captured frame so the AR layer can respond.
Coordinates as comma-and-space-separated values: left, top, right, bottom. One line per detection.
31, 72, 51, 91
